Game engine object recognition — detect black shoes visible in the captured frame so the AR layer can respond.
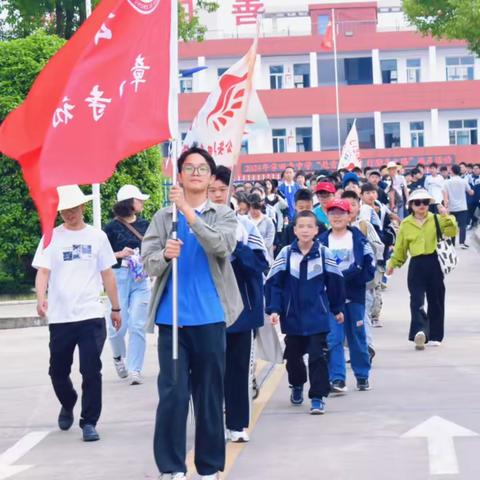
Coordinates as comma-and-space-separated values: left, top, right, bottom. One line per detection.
58, 406, 74, 431
330, 380, 348, 394
82, 424, 100, 442
356, 378, 371, 391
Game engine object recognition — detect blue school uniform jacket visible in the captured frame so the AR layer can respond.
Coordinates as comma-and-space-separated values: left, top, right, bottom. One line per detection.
319, 227, 375, 306
265, 239, 345, 336
228, 216, 269, 333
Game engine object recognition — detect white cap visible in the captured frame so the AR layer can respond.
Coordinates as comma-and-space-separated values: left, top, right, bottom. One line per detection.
408, 188, 434, 204
387, 161, 399, 170
117, 184, 150, 202
57, 185, 94, 211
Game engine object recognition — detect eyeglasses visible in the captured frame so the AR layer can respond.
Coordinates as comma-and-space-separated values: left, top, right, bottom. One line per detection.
182, 164, 211, 176
412, 199, 430, 207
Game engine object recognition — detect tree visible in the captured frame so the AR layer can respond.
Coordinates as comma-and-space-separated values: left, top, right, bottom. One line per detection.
0, 0, 219, 41
403, 0, 480, 56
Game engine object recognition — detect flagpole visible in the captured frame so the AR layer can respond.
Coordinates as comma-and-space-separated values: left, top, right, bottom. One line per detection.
84, 0, 101, 228
332, 8, 341, 158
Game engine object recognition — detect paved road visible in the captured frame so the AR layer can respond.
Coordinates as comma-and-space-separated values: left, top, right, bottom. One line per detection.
0, 238, 479, 479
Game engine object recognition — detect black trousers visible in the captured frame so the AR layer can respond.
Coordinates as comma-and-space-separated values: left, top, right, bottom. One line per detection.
407, 254, 445, 342
452, 210, 468, 245
284, 333, 330, 399
225, 331, 252, 431
48, 318, 106, 428
154, 323, 226, 476
467, 202, 479, 226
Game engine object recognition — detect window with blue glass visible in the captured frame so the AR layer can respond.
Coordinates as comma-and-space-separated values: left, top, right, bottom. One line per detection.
347, 118, 375, 149
317, 15, 330, 35
344, 57, 373, 85
293, 63, 310, 88
296, 127, 313, 152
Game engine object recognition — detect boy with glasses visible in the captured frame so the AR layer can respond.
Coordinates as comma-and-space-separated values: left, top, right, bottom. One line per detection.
142, 147, 242, 480
319, 199, 375, 393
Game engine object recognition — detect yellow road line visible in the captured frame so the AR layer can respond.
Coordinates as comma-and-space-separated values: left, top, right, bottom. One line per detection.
185, 362, 285, 479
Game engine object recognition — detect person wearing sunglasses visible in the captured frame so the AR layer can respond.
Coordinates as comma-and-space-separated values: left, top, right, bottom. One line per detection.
386, 189, 458, 350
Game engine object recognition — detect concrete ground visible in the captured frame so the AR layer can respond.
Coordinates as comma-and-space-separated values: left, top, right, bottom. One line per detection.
1, 238, 479, 479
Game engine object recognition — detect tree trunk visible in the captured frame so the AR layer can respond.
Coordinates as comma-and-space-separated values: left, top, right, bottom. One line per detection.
65, 4, 75, 39
55, 1, 64, 38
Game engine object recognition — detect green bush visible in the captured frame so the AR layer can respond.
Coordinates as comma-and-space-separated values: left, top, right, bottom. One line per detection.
0, 31, 165, 291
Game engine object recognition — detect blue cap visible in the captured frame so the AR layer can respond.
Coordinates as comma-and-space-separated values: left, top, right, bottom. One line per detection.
342, 172, 360, 188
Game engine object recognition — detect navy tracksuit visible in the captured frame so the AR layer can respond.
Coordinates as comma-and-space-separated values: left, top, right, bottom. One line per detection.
319, 227, 375, 382
266, 239, 345, 399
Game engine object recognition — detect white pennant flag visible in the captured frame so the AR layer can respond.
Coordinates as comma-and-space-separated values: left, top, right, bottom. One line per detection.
338, 119, 361, 171
183, 35, 267, 167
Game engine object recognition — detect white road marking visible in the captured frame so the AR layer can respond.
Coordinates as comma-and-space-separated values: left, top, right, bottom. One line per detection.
0, 431, 50, 480
402, 416, 478, 475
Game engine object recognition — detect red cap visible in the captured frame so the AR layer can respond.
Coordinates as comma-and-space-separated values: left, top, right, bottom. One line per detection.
315, 182, 336, 194
325, 199, 351, 213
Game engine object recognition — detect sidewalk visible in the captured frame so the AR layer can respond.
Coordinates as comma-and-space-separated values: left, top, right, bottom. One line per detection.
0, 300, 44, 329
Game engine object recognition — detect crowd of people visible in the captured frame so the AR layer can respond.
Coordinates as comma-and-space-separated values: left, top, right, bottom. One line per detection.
33, 147, 478, 480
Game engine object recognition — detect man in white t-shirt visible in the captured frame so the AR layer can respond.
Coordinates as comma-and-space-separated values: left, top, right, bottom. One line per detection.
424, 163, 445, 206
33, 185, 121, 442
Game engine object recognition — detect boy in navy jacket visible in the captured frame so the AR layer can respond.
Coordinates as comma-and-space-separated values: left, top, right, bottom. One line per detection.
266, 211, 345, 415
319, 199, 375, 393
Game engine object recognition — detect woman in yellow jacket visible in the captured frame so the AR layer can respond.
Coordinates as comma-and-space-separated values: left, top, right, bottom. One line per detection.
386, 189, 458, 350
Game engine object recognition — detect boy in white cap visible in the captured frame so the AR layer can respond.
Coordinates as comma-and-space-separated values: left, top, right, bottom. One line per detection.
33, 185, 121, 442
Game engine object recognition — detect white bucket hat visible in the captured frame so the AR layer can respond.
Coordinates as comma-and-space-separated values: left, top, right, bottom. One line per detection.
408, 188, 434, 204
57, 185, 94, 211
387, 161, 399, 170
117, 184, 150, 202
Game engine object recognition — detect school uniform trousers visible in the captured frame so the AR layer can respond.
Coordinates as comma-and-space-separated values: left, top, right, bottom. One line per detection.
284, 333, 331, 399
407, 253, 445, 342
154, 323, 226, 477
48, 317, 106, 427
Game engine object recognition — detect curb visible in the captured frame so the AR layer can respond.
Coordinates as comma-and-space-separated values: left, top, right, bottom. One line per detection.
0, 316, 46, 330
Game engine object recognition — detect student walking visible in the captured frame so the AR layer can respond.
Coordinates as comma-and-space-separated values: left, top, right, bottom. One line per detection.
320, 199, 375, 393
104, 185, 150, 385
387, 189, 458, 349
266, 211, 345, 415
142, 147, 242, 480
33, 185, 121, 442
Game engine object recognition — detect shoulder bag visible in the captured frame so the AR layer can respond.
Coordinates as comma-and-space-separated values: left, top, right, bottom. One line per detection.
433, 214, 457, 276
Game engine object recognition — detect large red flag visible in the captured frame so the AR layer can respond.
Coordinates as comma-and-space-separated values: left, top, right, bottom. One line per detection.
321, 19, 333, 50
0, 0, 177, 244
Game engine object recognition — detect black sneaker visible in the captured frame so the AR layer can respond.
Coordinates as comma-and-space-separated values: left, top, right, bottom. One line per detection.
58, 406, 74, 431
356, 378, 371, 391
290, 385, 304, 405
82, 424, 100, 442
330, 380, 348, 394
368, 345, 376, 364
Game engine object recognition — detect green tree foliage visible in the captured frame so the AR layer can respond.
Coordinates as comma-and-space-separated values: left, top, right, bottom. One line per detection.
403, 0, 480, 55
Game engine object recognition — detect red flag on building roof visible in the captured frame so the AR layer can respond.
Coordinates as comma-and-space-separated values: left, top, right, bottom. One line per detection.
321, 18, 333, 50
0, 0, 177, 245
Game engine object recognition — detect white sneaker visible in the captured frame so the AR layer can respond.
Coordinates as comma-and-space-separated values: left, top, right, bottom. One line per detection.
200, 474, 220, 480
428, 341, 442, 347
168, 474, 186, 480
130, 371, 143, 385
414, 331, 426, 350
113, 358, 128, 379
229, 429, 250, 443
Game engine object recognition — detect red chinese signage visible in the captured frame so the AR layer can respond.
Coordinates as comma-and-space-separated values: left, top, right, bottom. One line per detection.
232, 0, 265, 26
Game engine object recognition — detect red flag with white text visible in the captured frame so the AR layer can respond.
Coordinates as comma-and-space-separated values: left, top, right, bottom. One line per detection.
0, 0, 177, 245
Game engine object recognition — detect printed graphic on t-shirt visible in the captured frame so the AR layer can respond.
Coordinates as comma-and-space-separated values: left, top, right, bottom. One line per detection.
63, 244, 93, 262
330, 248, 353, 271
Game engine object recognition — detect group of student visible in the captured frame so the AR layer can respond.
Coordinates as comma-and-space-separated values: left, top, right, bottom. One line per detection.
32, 147, 462, 480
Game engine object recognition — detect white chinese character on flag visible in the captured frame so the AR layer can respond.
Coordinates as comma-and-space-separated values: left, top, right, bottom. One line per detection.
232, 0, 264, 26
94, 13, 116, 45
85, 85, 112, 122
131, 54, 151, 93
52, 97, 75, 128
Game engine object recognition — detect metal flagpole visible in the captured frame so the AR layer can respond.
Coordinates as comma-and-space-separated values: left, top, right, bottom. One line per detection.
332, 8, 341, 158
84, 0, 101, 228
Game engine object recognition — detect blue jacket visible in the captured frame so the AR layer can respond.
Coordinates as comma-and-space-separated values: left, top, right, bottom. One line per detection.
228, 216, 269, 333
265, 239, 345, 336
277, 182, 300, 221
319, 227, 375, 306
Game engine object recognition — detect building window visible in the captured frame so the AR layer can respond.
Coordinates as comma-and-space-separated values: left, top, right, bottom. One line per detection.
446, 56, 475, 81
217, 67, 228, 77
449, 119, 478, 145
384, 122, 401, 148
406, 59, 421, 83
272, 128, 287, 153
317, 14, 330, 35
344, 57, 373, 85
179, 69, 193, 93
296, 127, 312, 152
293, 63, 310, 88
269, 65, 284, 90
241, 139, 249, 154
410, 121, 424, 147
347, 117, 375, 149
381, 59, 398, 84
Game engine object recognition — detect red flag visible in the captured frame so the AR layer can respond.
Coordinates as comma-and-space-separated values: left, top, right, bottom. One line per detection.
0, 0, 176, 245
321, 19, 333, 50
